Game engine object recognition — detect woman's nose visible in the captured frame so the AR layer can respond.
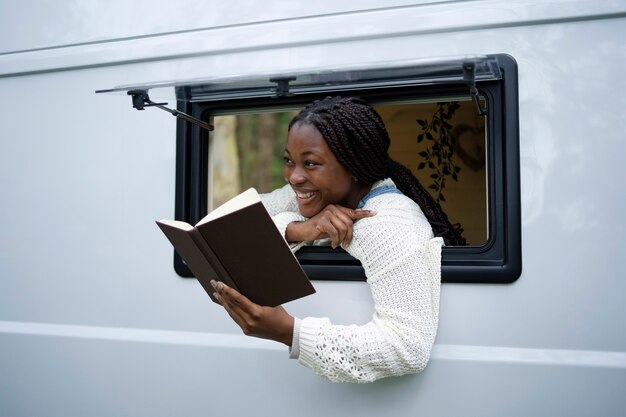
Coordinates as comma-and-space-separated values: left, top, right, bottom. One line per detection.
286, 167, 306, 185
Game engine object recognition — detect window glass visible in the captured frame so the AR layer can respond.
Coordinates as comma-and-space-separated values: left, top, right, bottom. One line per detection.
207, 97, 487, 246
208, 110, 298, 209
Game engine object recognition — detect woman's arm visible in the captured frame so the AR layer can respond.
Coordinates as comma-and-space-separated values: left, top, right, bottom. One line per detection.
296, 195, 443, 383
260, 184, 307, 240
285, 205, 376, 247
260, 184, 298, 216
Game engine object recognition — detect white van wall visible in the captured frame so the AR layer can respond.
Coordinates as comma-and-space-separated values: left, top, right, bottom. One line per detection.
1, 1, 625, 416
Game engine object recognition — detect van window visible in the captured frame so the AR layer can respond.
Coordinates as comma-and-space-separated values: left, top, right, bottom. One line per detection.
208, 98, 487, 246
172, 54, 521, 283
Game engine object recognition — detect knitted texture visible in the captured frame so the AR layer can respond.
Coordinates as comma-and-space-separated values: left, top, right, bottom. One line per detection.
261, 179, 442, 383
261, 184, 307, 238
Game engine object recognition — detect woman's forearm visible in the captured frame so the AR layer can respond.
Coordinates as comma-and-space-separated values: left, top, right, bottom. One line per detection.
285, 221, 308, 242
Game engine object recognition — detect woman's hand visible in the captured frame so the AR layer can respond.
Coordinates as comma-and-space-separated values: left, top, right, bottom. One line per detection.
211, 280, 294, 346
286, 205, 376, 249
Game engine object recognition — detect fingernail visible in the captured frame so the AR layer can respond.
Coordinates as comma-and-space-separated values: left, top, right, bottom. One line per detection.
210, 280, 217, 289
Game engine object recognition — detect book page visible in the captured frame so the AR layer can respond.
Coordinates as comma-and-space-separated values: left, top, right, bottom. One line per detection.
156, 219, 194, 231
197, 188, 261, 225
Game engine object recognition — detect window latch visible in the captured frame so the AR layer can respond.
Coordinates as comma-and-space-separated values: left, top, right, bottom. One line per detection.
127, 89, 214, 131
463, 62, 487, 116
270, 76, 296, 98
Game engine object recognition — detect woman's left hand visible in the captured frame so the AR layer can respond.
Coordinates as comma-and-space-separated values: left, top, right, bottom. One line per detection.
211, 280, 294, 346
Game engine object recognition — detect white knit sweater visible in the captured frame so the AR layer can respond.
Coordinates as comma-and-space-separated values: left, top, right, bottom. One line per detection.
261, 179, 443, 383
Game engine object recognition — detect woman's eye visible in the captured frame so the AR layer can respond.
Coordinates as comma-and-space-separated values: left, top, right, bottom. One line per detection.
283, 157, 294, 166
304, 160, 319, 167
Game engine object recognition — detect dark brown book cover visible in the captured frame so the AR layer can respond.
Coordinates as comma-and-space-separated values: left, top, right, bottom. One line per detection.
155, 221, 238, 304
156, 188, 315, 307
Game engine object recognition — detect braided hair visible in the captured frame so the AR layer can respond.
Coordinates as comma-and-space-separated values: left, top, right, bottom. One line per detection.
288, 96, 466, 246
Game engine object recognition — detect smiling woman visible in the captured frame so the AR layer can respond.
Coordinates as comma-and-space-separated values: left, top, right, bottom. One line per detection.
281, 122, 376, 250
212, 96, 448, 383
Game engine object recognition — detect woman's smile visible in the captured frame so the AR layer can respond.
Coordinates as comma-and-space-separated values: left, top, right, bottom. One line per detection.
294, 190, 317, 200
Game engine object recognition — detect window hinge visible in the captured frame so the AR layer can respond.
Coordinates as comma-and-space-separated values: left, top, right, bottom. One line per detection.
127, 89, 214, 131
270, 76, 296, 98
463, 62, 487, 116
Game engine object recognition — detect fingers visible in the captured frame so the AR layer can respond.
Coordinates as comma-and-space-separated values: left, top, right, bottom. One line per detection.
211, 280, 256, 329
323, 206, 376, 248
351, 208, 378, 220
316, 211, 352, 248
331, 206, 377, 224
302, 205, 378, 248
210, 280, 294, 344
212, 280, 258, 337
212, 280, 253, 314
332, 212, 354, 248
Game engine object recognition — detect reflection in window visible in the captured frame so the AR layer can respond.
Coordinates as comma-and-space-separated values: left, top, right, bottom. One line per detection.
207, 98, 487, 246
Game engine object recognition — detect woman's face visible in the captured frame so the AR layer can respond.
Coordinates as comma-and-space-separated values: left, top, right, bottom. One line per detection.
283, 123, 363, 218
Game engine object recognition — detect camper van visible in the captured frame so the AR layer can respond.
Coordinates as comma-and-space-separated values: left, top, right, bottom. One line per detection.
1, 1, 625, 416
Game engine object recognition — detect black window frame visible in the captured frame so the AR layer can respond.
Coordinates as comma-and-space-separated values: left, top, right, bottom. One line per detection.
173, 54, 521, 284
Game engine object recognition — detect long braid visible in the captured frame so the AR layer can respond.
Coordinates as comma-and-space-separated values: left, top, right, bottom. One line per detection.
289, 96, 466, 246
385, 159, 466, 246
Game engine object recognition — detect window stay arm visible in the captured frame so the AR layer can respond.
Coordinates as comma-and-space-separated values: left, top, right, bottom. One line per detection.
463, 62, 488, 116
127, 89, 214, 131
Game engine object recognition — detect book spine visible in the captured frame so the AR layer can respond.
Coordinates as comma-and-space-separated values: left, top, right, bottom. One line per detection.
188, 228, 239, 292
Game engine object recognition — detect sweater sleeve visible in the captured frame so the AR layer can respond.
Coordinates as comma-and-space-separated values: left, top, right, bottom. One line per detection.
259, 184, 307, 239
296, 195, 443, 383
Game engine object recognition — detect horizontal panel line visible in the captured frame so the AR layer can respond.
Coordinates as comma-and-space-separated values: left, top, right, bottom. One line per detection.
2, 320, 625, 369
432, 344, 626, 369
0, 320, 281, 351
0, 0, 475, 56
1, 2, 625, 78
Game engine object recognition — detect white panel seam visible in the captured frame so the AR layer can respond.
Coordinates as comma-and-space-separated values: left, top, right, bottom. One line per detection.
2, 320, 625, 369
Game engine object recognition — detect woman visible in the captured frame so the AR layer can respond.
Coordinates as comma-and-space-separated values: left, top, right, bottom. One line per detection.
211, 96, 464, 383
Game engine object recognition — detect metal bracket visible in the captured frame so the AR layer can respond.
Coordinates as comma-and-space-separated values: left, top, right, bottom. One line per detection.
270, 76, 297, 98
462, 62, 487, 116
127, 89, 214, 131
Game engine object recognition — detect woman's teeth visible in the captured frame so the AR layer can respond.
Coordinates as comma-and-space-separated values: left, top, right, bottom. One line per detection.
296, 191, 315, 199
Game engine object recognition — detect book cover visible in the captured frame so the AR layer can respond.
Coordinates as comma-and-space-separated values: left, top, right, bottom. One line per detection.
156, 188, 315, 307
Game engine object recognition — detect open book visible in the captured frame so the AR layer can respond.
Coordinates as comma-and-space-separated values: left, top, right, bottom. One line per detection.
156, 188, 315, 307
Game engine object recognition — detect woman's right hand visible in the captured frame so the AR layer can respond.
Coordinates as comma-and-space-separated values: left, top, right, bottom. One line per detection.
285, 205, 376, 249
